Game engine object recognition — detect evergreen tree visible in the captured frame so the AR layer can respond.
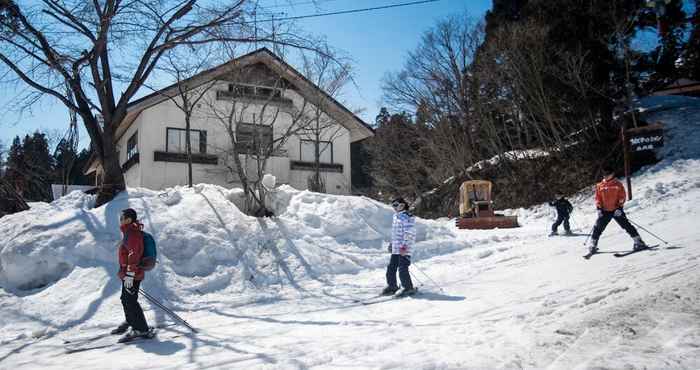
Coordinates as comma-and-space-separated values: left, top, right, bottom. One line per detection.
4, 136, 25, 195
375, 107, 391, 127
681, 0, 700, 79
0, 140, 5, 178
21, 132, 53, 201
647, 0, 688, 88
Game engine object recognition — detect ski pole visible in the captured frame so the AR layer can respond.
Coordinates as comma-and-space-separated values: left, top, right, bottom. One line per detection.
403, 256, 444, 293
409, 270, 424, 288
140, 289, 198, 333
628, 219, 671, 246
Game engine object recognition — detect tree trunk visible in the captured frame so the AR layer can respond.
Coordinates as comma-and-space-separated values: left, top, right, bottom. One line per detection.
95, 128, 126, 207
186, 114, 193, 188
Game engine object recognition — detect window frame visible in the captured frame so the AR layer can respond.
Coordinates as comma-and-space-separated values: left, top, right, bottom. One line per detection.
299, 139, 334, 164
126, 131, 138, 161
165, 127, 207, 154
235, 122, 273, 155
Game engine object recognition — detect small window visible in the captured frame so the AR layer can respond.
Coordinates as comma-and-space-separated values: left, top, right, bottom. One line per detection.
166, 128, 207, 154
126, 131, 138, 161
236, 123, 273, 154
300, 140, 333, 164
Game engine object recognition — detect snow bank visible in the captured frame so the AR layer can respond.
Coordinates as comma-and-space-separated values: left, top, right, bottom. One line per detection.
0, 184, 462, 293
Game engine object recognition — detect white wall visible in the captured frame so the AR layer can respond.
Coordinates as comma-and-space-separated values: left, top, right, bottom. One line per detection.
125, 80, 353, 194
116, 118, 141, 187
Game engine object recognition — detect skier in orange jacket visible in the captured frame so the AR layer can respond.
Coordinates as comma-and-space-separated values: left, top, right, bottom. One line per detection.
587, 166, 647, 254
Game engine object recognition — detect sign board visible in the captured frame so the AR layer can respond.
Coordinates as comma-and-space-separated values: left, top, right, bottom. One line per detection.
626, 123, 664, 152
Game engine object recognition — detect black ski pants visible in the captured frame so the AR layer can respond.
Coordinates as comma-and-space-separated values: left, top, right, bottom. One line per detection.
386, 254, 413, 290
591, 209, 639, 241
120, 279, 149, 332
552, 213, 571, 233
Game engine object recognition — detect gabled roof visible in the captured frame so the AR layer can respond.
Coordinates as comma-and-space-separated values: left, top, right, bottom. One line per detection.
117, 47, 374, 143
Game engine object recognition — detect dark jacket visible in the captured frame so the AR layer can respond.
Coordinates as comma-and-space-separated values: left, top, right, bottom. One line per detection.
549, 197, 573, 216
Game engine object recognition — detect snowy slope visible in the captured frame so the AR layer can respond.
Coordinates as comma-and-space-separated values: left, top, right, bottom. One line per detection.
0, 97, 698, 369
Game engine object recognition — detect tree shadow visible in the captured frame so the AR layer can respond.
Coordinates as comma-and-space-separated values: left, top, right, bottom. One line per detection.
270, 218, 331, 285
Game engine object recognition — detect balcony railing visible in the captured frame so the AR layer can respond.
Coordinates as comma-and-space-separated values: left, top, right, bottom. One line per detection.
216, 90, 293, 106
290, 160, 343, 173
154, 151, 218, 165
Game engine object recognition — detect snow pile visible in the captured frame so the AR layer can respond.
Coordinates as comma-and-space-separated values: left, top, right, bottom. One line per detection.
0, 184, 462, 294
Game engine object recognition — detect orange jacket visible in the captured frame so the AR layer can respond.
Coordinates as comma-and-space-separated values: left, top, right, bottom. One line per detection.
118, 222, 145, 281
595, 178, 626, 211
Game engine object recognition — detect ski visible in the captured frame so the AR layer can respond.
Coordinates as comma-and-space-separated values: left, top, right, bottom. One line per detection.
64, 331, 179, 354
351, 289, 418, 305
62, 323, 176, 345
65, 335, 153, 354
613, 245, 659, 258
355, 288, 420, 305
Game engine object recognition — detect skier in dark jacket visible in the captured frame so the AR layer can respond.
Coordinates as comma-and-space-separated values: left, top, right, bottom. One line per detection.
111, 208, 153, 343
549, 195, 574, 236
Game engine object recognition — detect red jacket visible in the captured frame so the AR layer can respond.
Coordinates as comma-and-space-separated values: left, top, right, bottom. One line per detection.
595, 178, 626, 211
118, 222, 145, 281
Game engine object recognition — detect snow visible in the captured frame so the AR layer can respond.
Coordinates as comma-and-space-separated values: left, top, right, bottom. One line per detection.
0, 97, 699, 369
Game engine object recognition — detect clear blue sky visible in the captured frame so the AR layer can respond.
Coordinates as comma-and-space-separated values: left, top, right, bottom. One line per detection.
0, 0, 491, 150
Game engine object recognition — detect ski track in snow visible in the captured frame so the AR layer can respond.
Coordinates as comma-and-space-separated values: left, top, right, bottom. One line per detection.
0, 96, 699, 369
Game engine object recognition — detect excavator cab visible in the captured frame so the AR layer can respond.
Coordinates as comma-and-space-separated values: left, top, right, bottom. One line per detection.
456, 180, 519, 229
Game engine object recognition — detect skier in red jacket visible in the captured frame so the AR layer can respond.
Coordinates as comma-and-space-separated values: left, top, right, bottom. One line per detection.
587, 167, 647, 254
111, 208, 152, 342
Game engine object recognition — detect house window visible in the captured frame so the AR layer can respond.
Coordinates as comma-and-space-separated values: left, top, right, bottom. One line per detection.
166, 128, 207, 154
236, 123, 273, 154
126, 131, 138, 161
300, 140, 333, 163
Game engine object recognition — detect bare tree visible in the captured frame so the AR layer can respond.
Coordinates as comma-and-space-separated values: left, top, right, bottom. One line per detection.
0, 0, 308, 206
382, 13, 486, 182
206, 51, 313, 215
149, 47, 218, 187
298, 48, 352, 193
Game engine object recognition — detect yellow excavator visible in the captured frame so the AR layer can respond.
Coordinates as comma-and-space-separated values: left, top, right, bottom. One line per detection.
455, 180, 519, 229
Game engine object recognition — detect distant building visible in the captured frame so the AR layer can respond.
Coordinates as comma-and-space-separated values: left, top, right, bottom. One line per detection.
651, 78, 700, 98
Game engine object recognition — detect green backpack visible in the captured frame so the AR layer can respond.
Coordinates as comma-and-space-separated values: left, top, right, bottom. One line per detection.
140, 232, 157, 271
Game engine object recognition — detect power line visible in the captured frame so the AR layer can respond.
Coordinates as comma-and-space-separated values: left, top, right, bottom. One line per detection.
250, 0, 440, 23
258, 0, 345, 10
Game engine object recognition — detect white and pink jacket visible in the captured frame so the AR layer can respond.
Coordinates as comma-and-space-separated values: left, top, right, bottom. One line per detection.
391, 211, 416, 255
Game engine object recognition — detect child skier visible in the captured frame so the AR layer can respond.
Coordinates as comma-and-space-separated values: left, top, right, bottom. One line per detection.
382, 197, 417, 297
111, 208, 153, 342
549, 194, 574, 236
587, 167, 647, 254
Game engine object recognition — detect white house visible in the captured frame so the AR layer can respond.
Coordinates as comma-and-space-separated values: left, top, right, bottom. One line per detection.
85, 48, 374, 195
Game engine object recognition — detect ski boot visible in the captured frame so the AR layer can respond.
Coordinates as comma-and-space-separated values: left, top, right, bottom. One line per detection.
549, 231, 558, 237
110, 321, 130, 335
381, 286, 399, 296
396, 287, 418, 298
564, 230, 574, 236
118, 328, 155, 343
633, 236, 647, 251
587, 238, 599, 255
